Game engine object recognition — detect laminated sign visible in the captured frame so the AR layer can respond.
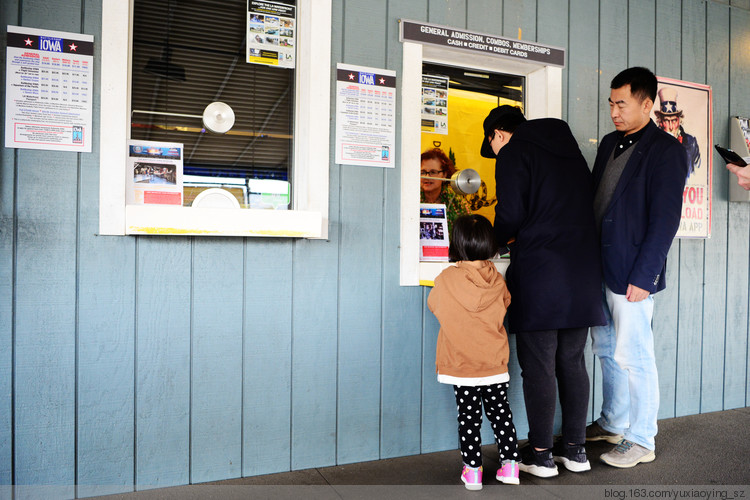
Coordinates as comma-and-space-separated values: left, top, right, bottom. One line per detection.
335, 63, 396, 168
5, 25, 94, 152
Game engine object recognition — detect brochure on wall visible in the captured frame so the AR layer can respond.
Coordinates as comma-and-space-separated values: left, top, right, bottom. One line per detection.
736, 116, 750, 153
335, 63, 396, 168
247, 0, 296, 68
420, 204, 450, 262
4, 25, 94, 152
127, 140, 184, 206
421, 74, 448, 135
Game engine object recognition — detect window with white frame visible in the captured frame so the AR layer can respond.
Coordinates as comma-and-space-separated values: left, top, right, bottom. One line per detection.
99, 0, 332, 237
399, 38, 563, 286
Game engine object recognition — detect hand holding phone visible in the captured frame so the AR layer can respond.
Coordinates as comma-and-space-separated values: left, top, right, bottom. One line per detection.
715, 144, 748, 166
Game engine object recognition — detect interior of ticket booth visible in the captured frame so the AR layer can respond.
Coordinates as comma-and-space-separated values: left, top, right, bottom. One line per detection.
399, 24, 564, 286
420, 63, 524, 225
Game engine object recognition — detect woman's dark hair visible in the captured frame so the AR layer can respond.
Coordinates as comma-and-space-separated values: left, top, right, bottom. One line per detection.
449, 214, 500, 262
420, 147, 457, 177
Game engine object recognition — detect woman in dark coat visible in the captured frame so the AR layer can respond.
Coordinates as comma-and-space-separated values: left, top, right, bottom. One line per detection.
481, 105, 605, 478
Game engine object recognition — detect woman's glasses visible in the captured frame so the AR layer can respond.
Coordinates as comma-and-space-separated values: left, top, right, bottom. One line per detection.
421, 169, 445, 177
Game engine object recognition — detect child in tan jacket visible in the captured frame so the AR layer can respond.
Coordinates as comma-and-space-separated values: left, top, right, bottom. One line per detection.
428, 214, 519, 490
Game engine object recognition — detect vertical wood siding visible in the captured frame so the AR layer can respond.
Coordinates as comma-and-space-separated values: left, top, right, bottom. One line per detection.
1, 0, 749, 497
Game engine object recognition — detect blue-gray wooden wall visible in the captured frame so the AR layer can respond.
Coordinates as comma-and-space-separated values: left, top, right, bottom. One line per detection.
1, 0, 749, 498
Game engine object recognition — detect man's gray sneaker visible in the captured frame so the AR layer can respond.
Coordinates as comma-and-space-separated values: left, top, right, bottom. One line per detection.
585, 421, 624, 444
600, 439, 656, 468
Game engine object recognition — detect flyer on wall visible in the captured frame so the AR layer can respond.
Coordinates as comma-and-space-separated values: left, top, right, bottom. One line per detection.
419, 204, 449, 262
4, 25, 94, 152
247, 0, 296, 68
335, 63, 396, 167
127, 140, 184, 206
421, 74, 448, 135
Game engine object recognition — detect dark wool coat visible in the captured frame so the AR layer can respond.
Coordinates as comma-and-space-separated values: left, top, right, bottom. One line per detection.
493, 118, 605, 333
592, 120, 687, 295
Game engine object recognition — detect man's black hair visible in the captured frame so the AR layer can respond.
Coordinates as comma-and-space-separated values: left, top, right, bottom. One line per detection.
448, 214, 500, 262
610, 66, 657, 103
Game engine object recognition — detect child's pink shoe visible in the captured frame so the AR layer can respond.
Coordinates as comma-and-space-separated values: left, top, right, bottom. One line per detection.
496, 460, 520, 484
461, 464, 483, 490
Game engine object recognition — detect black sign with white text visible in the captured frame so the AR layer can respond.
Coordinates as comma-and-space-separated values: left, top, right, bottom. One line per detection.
399, 20, 565, 68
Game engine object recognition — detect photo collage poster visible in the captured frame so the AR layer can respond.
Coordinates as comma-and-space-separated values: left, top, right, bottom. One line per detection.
420, 204, 449, 262
247, 0, 296, 68
421, 74, 448, 135
127, 140, 184, 206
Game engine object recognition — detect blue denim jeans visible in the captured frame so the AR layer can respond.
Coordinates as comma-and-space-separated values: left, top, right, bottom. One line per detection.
590, 284, 658, 450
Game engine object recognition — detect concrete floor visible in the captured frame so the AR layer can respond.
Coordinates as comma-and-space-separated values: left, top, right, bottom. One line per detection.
91, 407, 750, 500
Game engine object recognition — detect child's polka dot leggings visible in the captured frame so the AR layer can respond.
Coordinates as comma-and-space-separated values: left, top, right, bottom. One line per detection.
453, 382, 519, 468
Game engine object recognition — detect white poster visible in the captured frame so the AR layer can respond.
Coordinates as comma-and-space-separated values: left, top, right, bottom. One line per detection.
5, 25, 94, 152
335, 63, 396, 168
421, 74, 448, 135
247, 0, 296, 69
652, 77, 712, 238
420, 204, 449, 262
127, 140, 184, 206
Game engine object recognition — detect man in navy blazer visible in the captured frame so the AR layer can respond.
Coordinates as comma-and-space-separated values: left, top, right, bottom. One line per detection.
586, 67, 687, 469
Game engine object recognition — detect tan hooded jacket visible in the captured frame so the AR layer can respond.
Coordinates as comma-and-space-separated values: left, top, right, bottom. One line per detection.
428, 261, 511, 380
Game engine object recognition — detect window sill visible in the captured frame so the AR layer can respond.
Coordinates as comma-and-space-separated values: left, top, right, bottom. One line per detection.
418, 258, 509, 287
125, 205, 322, 238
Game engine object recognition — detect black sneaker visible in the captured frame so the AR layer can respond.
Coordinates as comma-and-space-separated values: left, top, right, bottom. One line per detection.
552, 441, 591, 472
518, 445, 559, 478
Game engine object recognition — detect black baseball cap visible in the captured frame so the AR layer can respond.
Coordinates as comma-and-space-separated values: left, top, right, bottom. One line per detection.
480, 105, 526, 158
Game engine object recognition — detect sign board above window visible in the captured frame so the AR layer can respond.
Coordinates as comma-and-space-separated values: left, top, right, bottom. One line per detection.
399, 19, 566, 68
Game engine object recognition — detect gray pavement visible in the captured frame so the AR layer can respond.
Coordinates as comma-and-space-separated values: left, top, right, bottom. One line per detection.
92, 408, 750, 499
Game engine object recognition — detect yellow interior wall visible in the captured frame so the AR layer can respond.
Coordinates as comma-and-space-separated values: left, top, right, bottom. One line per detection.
421, 87, 522, 223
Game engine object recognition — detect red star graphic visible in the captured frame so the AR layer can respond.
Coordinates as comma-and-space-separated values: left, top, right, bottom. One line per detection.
348, 73, 355, 80
69, 43, 78, 52
379, 77, 386, 84
24, 38, 33, 46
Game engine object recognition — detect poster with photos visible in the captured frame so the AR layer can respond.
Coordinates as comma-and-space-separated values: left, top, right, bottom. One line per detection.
651, 77, 712, 239
420, 204, 449, 262
127, 140, 184, 206
421, 74, 448, 135
247, 0, 295, 68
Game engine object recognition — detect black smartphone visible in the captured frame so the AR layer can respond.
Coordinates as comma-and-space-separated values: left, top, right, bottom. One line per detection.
714, 144, 748, 166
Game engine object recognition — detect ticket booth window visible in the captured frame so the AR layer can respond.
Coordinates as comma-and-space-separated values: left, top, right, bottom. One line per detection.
99, 0, 332, 237
398, 24, 564, 285
130, 0, 294, 209
419, 63, 523, 226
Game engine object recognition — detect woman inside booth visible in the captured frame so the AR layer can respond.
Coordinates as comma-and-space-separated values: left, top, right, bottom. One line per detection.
420, 147, 470, 233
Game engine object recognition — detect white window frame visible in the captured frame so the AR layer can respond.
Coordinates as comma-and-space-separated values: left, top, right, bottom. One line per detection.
99, 0, 332, 238
399, 41, 562, 286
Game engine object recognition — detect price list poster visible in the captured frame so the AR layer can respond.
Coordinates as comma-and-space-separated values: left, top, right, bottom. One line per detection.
335, 63, 396, 168
5, 25, 94, 152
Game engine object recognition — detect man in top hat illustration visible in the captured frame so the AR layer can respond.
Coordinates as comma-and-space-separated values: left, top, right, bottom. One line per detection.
655, 87, 700, 180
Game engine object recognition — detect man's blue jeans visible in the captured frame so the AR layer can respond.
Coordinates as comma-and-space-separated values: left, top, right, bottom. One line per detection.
590, 284, 658, 450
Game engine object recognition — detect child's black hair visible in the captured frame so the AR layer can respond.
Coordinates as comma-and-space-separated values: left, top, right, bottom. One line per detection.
448, 214, 500, 262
